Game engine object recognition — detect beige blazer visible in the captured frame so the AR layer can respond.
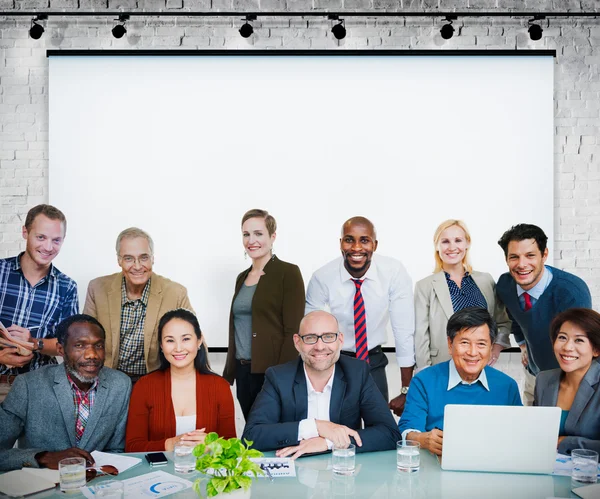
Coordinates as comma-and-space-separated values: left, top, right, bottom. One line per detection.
414, 270, 511, 369
83, 272, 192, 373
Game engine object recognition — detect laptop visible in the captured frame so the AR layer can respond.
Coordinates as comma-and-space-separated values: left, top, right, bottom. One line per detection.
441, 404, 561, 474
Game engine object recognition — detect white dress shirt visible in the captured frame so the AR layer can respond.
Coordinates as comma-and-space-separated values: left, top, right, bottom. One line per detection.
305, 254, 415, 367
297, 365, 335, 447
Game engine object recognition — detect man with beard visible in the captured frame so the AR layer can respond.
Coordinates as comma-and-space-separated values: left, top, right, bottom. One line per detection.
0, 314, 131, 471
242, 311, 400, 457
306, 217, 415, 416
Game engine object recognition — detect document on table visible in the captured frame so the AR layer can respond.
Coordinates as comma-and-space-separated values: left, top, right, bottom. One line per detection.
553, 453, 600, 478
0, 470, 56, 497
81, 471, 193, 498
250, 457, 296, 477
90, 450, 142, 473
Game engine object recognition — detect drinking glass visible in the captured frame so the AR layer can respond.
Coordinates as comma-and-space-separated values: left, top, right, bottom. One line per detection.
174, 444, 196, 474
332, 444, 356, 475
397, 440, 420, 473
571, 449, 599, 486
59, 457, 86, 494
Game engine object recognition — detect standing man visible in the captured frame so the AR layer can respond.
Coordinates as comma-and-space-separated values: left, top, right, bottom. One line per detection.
496, 224, 592, 405
306, 216, 415, 416
0, 204, 79, 401
83, 227, 192, 383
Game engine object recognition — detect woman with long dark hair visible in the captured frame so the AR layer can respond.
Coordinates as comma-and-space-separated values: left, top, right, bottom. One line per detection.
126, 308, 236, 451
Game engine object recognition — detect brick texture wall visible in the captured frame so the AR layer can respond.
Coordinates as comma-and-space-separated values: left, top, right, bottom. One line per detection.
0, 1, 598, 300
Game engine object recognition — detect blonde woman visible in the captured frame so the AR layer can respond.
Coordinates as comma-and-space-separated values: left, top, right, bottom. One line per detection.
414, 220, 511, 369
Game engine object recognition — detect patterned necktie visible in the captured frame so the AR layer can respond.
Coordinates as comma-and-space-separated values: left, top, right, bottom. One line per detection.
352, 279, 369, 362
523, 292, 532, 312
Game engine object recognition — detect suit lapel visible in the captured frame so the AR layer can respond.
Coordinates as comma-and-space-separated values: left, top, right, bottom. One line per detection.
567, 361, 600, 430
471, 272, 493, 312
53, 367, 77, 448
144, 275, 162, 366
329, 365, 346, 424
107, 274, 123, 365
78, 370, 108, 449
432, 272, 454, 320
293, 360, 309, 421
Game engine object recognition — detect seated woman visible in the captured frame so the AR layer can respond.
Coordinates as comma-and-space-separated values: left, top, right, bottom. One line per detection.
126, 309, 236, 452
534, 308, 600, 455
414, 219, 511, 369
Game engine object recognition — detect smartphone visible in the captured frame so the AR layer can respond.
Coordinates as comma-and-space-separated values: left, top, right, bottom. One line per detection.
145, 452, 168, 467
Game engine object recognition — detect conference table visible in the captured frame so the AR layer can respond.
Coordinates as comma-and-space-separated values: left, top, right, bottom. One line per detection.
1, 449, 581, 499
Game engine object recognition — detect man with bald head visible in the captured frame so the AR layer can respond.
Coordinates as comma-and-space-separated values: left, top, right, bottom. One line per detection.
242, 311, 400, 458
306, 216, 415, 416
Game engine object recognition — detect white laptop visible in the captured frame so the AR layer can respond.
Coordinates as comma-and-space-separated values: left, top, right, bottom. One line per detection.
441, 404, 561, 474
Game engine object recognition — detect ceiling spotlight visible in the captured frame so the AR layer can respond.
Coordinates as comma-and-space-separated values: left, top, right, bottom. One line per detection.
528, 16, 544, 41
440, 16, 457, 40
239, 15, 256, 38
329, 15, 346, 40
29, 14, 47, 40
112, 14, 129, 39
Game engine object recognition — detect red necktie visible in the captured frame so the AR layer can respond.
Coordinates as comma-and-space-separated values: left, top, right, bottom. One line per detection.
523, 292, 532, 311
352, 279, 369, 362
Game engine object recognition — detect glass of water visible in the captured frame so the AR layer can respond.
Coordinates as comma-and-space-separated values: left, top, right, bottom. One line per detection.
397, 440, 420, 473
332, 443, 356, 475
59, 457, 86, 494
571, 448, 599, 486
174, 444, 196, 474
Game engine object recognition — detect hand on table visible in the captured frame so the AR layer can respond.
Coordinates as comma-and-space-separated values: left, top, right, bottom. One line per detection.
276, 437, 328, 460
488, 343, 504, 366
165, 428, 206, 451
35, 448, 94, 469
315, 420, 362, 449
389, 394, 407, 417
410, 429, 443, 456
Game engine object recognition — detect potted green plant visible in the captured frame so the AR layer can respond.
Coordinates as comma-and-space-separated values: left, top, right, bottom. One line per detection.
193, 432, 264, 498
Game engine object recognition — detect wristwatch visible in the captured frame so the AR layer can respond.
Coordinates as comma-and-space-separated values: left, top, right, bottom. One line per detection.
400, 386, 409, 395
32, 339, 44, 352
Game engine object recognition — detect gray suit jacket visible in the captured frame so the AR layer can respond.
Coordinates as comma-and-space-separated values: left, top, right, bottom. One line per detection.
534, 361, 600, 454
0, 364, 131, 471
414, 270, 511, 369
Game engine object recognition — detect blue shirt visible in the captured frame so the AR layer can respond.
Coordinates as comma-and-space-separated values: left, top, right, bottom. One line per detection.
0, 253, 79, 375
444, 272, 488, 313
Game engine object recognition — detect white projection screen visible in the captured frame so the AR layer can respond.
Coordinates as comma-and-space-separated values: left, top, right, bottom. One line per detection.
48, 51, 554, 349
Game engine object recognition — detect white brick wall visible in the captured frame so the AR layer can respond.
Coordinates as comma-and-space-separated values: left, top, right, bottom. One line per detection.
0, 0, 598, 303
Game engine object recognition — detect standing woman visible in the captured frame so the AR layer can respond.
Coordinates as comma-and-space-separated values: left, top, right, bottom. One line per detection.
414, 220, 511, 369
223, 209, 305, 421
126, 309, 236, 452
534, 308, 600, 454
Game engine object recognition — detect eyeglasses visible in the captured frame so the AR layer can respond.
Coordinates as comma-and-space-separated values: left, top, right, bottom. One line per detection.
119, 254, 151, 265
297, 332, 339, 345
86, 465, 119, 482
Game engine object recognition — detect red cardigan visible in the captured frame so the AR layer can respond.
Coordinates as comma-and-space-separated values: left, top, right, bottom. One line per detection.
125, 369, 236, 452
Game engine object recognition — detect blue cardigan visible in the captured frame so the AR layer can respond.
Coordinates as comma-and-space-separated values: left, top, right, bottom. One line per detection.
496, 266, 591, 374
398, 361, 521, 435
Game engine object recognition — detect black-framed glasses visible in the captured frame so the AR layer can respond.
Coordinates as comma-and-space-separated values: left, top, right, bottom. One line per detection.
297, 332, 339, 345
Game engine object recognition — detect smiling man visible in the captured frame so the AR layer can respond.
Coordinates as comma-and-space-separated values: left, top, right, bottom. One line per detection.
242, 311, 400, 458
496, 224, 591, 405
0, 204, 79, 401
83, 227, 192, 383
0, 314, 131, 471
398, 307, 521, 456
305, 216, 415, 416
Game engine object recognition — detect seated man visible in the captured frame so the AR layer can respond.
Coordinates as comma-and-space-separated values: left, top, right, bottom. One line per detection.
0, 314, 131, 471
242, 311, 400, 458
399, 307, 521, 456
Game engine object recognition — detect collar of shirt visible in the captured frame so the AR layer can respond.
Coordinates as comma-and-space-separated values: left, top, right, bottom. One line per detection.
66, 370, 99, 395
443, 270, 470, 281
447, 359, 489, 391
516, 265, 553, 300
13, 252, 57, 280
121, 276, 151, 307
303, 364, 335, 395
338, 256, 379, 284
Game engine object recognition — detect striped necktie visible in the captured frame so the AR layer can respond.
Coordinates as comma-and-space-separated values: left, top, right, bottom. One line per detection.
352, 279, 369, 362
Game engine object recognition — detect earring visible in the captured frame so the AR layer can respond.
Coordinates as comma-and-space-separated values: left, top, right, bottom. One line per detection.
244, 252, 248, 260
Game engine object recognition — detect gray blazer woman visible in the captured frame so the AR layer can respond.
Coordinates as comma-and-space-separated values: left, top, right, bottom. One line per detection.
534, 361, 600, 455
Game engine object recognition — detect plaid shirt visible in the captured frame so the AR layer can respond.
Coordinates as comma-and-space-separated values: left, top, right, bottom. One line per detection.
66, 370, 99, 445
0, 253, 79, 375
117, 277, 151, 375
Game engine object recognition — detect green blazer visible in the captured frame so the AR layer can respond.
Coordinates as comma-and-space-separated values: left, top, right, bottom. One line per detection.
223, 256, 305, 384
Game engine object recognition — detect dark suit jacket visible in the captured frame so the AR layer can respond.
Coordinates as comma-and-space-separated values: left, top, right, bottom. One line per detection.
223, 256, 305, 383
242, 355, 400, 453
0, 365, 131, 471
534, 361, 600, 454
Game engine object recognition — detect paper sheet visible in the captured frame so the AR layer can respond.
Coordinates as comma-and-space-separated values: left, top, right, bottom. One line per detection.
90, 450, 142, 474
81, 470, 192, 498
0, 470, 56, 497
251, 457, 296, 478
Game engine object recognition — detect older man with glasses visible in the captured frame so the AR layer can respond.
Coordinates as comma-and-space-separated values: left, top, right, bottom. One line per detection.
242, 311, 400, 458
